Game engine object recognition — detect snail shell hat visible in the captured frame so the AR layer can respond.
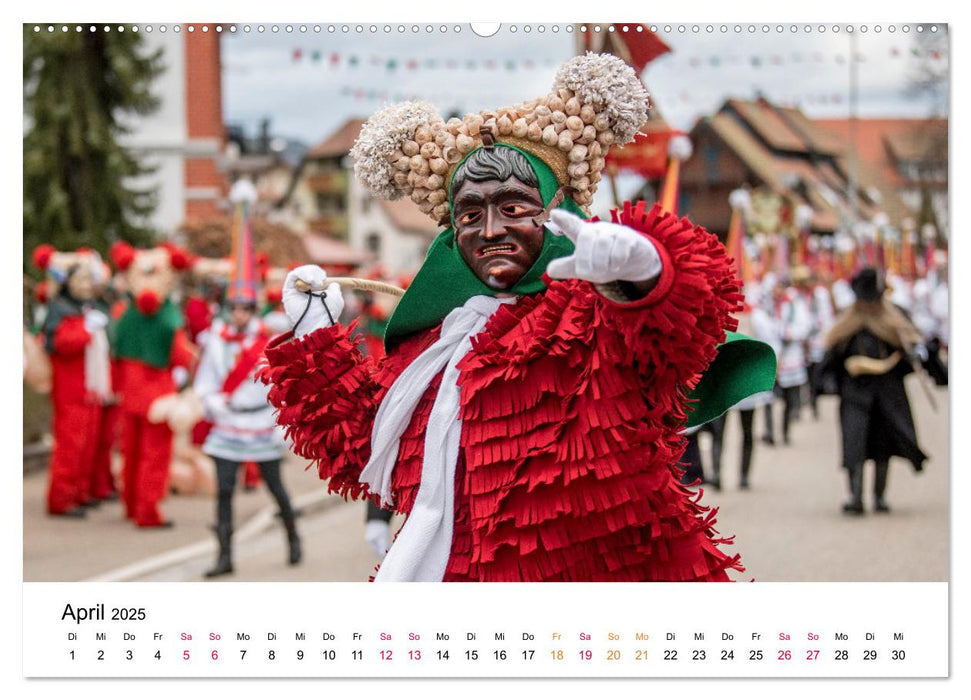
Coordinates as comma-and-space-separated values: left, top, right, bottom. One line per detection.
351, 52, 650, 224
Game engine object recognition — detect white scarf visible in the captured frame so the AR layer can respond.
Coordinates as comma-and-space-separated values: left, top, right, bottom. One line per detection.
84, 322, 111, 402
360, 295, 513, 582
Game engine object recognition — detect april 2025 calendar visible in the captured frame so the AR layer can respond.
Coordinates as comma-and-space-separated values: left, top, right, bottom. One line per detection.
22, 18, 950, 684
23, 583, 949, 677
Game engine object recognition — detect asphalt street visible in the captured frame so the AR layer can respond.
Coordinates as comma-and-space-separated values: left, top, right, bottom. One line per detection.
24, 376, 948, 583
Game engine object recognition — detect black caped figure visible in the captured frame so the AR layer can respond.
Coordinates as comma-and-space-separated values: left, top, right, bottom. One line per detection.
821, 268, 928, 514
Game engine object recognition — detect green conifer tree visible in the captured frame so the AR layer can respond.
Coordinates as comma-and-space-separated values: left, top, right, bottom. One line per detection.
23, 26, 164, 269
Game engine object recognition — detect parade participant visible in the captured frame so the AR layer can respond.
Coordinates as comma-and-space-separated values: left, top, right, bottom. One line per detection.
774, 277, 813, 444
194, 180, 301, 577
111, 241, 196, 528
719, 282, 777, 489
822, 267, 928, 514
749, 275, 781, 446
795, 265, 835, 420
33, 246, 112, 517
261, 54, 775, 582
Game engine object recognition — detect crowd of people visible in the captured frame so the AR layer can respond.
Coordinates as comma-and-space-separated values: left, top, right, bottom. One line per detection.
683, 261, 948, 515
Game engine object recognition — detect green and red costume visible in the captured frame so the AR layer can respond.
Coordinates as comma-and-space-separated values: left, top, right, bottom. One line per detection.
113, 299, 195, 527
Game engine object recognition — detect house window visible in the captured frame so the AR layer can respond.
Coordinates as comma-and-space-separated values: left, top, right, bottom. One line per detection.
366, 233, 381, 254
704, 145, 720, 183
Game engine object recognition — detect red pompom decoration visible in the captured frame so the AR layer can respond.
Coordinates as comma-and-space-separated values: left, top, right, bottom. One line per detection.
34, 280, 50, 303
135, 289, 162, 316
32, 244, 56, 270
265, 287, 283, 306
110, 242, 136, 271
162, 243, 191, 271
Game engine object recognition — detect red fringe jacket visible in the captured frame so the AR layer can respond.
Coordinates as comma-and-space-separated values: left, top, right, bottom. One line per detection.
261, 202, 745, 581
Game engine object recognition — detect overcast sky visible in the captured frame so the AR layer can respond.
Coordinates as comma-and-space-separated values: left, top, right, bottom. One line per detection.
221, 23, 948, 148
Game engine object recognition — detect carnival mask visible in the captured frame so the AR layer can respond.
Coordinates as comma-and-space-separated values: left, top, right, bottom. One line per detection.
453, 176, 546, 290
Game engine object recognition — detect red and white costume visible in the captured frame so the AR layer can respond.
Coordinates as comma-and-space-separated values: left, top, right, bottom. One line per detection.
262, 204, 744, 581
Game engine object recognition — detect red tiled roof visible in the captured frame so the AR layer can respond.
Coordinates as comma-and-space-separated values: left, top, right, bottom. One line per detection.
726, 98, 809, 153
776, 107, 845, 156
306, 118, 365, 159
814, 117, 947, 187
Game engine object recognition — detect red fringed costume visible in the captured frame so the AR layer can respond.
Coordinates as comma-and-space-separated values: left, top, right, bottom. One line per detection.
262, 203, 745, 581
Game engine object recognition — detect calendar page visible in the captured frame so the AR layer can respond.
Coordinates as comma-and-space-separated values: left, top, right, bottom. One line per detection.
16, 2, 960, 696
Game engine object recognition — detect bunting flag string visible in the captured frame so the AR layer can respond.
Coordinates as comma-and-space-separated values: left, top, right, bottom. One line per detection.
278, 45, 944, 74
287, 48, 559, 72
655, 46, 945, 71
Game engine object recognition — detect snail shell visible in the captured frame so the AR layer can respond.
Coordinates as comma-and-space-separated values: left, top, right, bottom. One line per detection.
568, 144, 588, 163
446, 118, 464, 135
542, 125, 559, 146
567, 161, 589, 177
443, 146, 462, 164
402, 140, 420, 157
512, 118, 529, 138
430, 158, 448, 175
415, 125, 432, 145
432, 203, 450, 221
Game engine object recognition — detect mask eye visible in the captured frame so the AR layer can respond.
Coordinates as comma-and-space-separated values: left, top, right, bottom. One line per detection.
457, 210, 481, 226
501, 203, 533, 217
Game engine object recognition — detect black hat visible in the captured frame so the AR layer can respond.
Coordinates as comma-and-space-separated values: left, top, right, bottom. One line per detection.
851, 267, 884, 303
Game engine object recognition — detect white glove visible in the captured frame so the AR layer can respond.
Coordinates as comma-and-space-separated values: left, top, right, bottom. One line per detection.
545, 209, 662, 284
83, 309, 109, 332
364, 519, 391, 558
283, 265, 344, 338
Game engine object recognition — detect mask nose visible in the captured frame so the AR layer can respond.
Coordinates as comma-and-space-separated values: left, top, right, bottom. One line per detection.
482, 206, 504, 241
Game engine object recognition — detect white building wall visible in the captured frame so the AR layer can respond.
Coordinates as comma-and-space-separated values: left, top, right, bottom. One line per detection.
347, 175, 432, 274
119, 32, 188, 238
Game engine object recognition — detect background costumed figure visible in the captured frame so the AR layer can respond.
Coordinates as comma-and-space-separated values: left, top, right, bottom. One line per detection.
110, 241, 196, 527
33, 246, 113, 517
822, 267, 929, 514
194, 179, 301, 577
260, 54, 776, 581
